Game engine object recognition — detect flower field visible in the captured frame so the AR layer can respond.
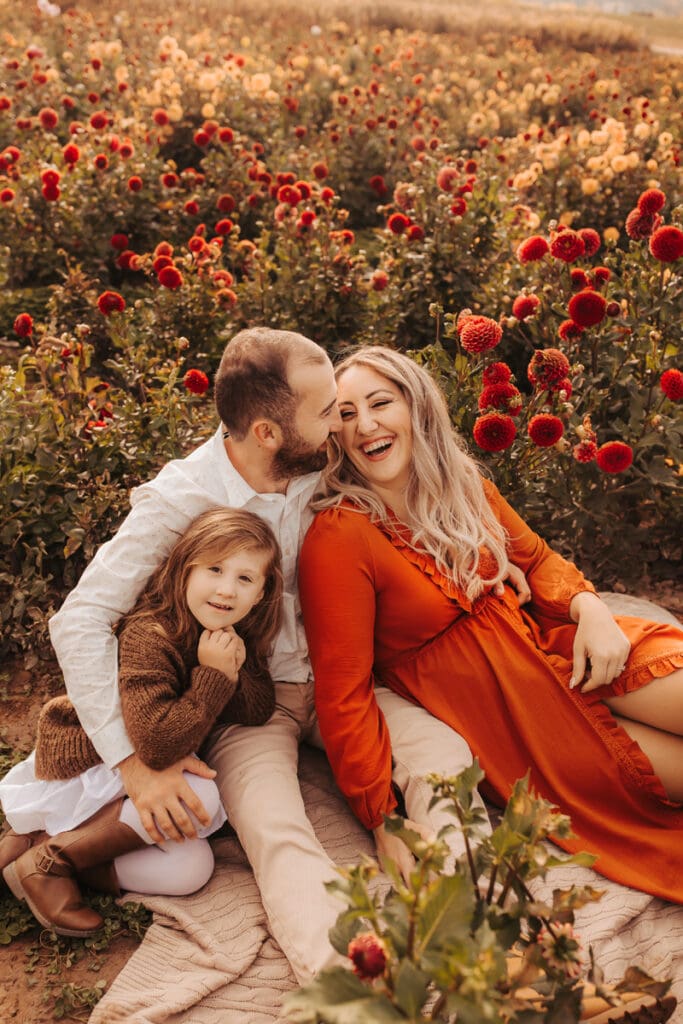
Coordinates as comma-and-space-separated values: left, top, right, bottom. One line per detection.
0, 0, 681, 658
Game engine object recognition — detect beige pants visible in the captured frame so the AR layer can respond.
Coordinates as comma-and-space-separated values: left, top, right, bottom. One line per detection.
202, 680, 484, 984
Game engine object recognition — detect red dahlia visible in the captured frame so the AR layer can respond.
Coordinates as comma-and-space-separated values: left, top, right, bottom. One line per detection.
183, 369, 210, 395
157, 266, 184, 289
128, 175, 143, 192
312, 161, 328, 180
577, 227, 601, 256
473, 412, 517, 452
62, 142, 80, 164
478, 382, 522, 415
570, 268, 590, 291
567, 289, 607, 328
371, 269, 389, 291
573, 440, 598, 463
558, 319, 584, 343
39, 107, 59, 130
527, 348, 570, 389
516, 235, 549, 263
511, 294, 540, 320
13, 312, 33, 337
216, 193, 235, 213
436, 165, 458, 192
660, 368, 683, 401
347, 933, 388, 980
482, 361, 512, 384
649, 225, 683, 263
625, 208, 659, 240
596, 441, 633, 474
549, 229, 585, 264
637, 188, 666, 215
528, 414, 564, 447
110, 233, 129, 251
459, 316, 502, 354
387, 212, 410, 235
97, 290, 125, 315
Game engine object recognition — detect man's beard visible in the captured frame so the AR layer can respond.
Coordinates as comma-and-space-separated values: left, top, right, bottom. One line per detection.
271, 425, 329, 478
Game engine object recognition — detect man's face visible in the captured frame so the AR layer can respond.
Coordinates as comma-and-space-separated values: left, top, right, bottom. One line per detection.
272, 356, 341, 478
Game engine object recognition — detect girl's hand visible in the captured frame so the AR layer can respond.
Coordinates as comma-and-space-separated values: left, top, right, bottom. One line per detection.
569, 592, 631, 693
493, 562, 532, 605
198, 627, 246, 681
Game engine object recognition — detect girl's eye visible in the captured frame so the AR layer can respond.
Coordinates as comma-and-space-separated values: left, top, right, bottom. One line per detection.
239, 575, 253, 584
339, 409, 354, 420
208, 565, 221, 574
372, 399, 390, 408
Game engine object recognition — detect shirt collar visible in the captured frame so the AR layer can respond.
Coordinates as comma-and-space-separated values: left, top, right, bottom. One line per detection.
213, 426, 322, 506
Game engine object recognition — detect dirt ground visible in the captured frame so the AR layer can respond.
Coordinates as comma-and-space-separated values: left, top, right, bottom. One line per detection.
1, 581, 681, 1022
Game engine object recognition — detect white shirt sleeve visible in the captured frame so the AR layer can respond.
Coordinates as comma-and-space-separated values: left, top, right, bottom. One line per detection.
48, 486, 201, 767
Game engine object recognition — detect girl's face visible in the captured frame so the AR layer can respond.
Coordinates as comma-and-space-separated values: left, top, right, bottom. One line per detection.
186, 546, 269, 631
336, 364, 413, 498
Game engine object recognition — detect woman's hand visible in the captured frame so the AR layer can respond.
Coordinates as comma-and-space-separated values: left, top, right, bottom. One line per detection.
198, 627, 246, 681
373, 818, 436, 884
569, 591, 631, 693
493, 562, 532, 605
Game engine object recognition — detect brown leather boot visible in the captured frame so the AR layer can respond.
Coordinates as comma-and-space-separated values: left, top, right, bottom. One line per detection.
0, 827, 48, 879
2, 799, 146, 937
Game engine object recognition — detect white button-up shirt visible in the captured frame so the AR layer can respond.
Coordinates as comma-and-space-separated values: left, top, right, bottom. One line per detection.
49, 427, 320, 768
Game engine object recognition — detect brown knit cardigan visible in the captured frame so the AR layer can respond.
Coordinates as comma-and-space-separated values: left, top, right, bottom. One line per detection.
34, 615, 275, 780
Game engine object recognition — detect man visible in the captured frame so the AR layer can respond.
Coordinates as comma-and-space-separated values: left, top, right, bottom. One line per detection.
50, 327, 483, 982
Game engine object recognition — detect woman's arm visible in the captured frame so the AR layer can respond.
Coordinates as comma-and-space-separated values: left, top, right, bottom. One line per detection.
299, 510, 398, 831
483, 479, 596, 620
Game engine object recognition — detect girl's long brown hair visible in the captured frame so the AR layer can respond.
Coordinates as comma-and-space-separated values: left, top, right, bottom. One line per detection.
117, 508, 283, 668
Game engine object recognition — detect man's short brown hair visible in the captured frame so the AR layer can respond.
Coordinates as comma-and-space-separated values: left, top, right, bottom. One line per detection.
214, 327, 327, 440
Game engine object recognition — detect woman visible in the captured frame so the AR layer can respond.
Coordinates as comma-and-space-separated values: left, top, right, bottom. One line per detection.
298, 346, 683, 906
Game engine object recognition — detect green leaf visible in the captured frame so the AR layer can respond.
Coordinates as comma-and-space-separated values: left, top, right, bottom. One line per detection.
283, 969, 405, 1023
392, 959, 429, 1017
417, 874, 474, 958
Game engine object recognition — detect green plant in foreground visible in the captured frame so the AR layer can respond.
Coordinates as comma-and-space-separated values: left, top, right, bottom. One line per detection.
285, 763, 671, 1023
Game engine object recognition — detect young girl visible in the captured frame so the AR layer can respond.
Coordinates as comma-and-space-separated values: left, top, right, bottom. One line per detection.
0, 507, 283, 938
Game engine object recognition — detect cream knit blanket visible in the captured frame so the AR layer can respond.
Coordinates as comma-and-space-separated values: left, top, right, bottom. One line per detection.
90, 595, 683, 1023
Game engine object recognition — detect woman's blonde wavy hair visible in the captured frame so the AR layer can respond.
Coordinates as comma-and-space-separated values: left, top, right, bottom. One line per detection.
117, 508, 283, 668
314, 347, 509, 601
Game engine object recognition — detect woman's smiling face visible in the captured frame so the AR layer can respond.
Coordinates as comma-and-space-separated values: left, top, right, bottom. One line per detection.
336, 364, 413, 498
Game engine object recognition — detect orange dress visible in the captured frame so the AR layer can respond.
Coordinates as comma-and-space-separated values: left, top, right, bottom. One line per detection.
298, 481, 683, 903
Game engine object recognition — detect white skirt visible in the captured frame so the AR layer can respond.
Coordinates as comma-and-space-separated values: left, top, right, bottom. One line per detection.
0, 751, 227, 837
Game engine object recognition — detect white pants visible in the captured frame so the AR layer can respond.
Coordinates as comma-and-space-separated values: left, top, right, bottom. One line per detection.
202, 680, 485, 984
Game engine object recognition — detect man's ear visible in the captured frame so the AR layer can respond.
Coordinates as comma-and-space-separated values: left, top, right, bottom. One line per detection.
251, 419, 283, 449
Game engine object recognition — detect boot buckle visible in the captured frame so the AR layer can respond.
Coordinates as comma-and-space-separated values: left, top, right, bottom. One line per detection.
35, 851, 56, 873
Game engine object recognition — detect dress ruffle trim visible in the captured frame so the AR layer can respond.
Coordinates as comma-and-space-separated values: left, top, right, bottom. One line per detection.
581, 648, 683, 808
376, 518, 494, 611
611, 649, 683, 697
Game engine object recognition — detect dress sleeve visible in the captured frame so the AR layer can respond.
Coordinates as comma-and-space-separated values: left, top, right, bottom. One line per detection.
483, 479, 596, 621
299, 509, 397, 830
118, 621, 238, 770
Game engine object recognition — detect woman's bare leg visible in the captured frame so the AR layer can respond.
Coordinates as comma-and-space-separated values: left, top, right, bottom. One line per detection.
605, 668, 683, 734
610, 712, 683, 801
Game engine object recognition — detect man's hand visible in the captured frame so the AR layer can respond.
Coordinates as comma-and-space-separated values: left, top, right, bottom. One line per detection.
198, 627, 246, 681
493, 562, 532, 605
373, 818, 435, 884
118, 752, 217, 843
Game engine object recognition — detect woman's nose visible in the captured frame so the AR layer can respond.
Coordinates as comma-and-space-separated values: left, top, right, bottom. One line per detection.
356, 407, 378, 433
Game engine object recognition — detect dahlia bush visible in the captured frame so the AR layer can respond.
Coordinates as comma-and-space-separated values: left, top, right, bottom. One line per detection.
0, 0, 681, 654
284, 764, 671, 1023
